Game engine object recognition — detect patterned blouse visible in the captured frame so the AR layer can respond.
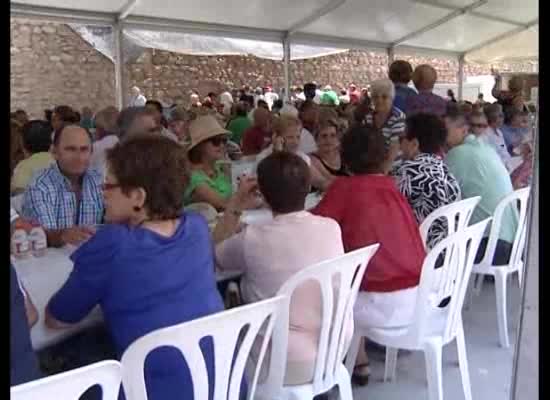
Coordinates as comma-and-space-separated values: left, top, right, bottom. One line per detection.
393, 153, 461, 248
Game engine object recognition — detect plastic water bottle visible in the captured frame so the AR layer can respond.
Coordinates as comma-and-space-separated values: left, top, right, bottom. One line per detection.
29, 224, 47, 257
11, 229, 30, 259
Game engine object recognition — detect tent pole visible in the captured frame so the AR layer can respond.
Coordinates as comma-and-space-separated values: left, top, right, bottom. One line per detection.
457, 54, 464, 101
283, 36, 291, 102
114, 24, 124, 109
388, 47, 395, 67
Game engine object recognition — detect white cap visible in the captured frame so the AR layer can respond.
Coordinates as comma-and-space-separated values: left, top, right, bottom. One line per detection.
279, 105, 299, 118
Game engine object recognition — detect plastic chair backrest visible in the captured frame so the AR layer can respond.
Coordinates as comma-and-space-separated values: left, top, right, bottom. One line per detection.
477, 187, 530, 269
121, 296, 285, 400
419, 196, 481, 249
11, 360, 122, 400
262, 244, 380, 395
412, 219, 490, 345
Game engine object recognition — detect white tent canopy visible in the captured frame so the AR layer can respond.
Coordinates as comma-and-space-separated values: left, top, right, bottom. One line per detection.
11, 0, 538, 105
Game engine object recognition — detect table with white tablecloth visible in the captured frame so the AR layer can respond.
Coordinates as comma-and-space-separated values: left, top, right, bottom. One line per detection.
240, 192, 323, 225
12, 247, 242, 351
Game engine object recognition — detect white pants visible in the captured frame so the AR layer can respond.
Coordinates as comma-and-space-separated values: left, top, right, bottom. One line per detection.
354, 286, 418, 329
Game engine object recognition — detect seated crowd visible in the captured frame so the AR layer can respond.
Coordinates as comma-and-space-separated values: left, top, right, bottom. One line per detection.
10, 61, 534, 393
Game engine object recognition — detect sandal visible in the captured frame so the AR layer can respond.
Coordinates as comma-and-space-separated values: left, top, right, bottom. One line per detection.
352, 362, 371, 386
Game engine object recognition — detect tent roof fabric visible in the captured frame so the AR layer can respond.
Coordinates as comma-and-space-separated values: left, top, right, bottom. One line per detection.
11, 0, 538, 63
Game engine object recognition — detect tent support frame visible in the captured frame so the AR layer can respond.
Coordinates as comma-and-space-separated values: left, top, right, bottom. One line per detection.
457, 54, 465, 101
392, 0, 488, 47
283, 36, 291, 101
114, 23, 124, 109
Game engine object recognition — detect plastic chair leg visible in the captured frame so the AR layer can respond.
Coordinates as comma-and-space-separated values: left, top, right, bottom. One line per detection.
344, 332, 362, 376
494, 270, 510, 348
337, 371, 354, 400
424, 338, 443, 400
456, 321, 473, 400
474, 274, 485, 296
464, 274, 477, 310
384, 347, 398, 382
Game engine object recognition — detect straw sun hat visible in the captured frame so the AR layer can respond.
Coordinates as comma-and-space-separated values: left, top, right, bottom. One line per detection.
187, 115, 230, 152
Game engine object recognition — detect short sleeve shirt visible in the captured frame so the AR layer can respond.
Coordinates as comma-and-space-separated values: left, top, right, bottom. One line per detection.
22, 163, 104, 229
364, 107, 406, 146
446, 135, 518, 243
48, 213, 224, 400
184, 164, 233, 205
312, 175, 425, 293
393, 153, 461, 248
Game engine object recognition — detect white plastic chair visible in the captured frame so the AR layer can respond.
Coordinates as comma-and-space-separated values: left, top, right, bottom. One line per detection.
470, 187, 530, 348
11, 360, 122, 400
345, 219, 490, 400
419, 196, 481, 250
255, 244, 380, 400
121, 296, 285, 400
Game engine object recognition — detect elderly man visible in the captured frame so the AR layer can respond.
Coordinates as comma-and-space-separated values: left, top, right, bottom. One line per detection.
91, 106, 120, 175
389, 60, 417, 114
445, 110, 517, 265
117, 107, 160, 141
406, 64, 447, 117
483, 104, 518, 172
129, 86, 147, 107
22, 125, 103, 247
242, 107, 272, 155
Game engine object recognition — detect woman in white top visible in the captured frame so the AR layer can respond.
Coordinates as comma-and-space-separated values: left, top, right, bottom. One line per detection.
255, 115, 329, 190
215, 152, 350, 385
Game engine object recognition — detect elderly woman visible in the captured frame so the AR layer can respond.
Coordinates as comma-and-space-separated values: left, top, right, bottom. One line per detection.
184, 115, 233, 209
491, 72, 528, 123
312, 125, 425, 385
45, 135, 224, 400
215, 151, 349, 385
364, 79, 406, 171
256, 115, 330, 190
406, 65, 447, 117
310, 119, 347, 186
394, 113, 461, 248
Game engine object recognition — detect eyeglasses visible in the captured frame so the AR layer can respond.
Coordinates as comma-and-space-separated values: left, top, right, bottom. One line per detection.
470, 123, 488, 129
209, 136, 228, 146
101, 183, 122, 191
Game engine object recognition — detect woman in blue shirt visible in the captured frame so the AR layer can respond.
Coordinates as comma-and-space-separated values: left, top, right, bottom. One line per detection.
45, 135, 225, 400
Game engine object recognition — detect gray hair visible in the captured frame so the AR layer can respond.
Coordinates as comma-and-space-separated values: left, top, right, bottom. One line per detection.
370, 79, 395, 100
484, 103, 503, 124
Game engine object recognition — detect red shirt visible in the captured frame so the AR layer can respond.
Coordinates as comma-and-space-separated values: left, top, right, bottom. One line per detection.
242, 126, 270, 155
312, 175, 425, 292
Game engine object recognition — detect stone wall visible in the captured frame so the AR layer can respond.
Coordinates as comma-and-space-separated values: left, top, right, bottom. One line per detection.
11, 18, 538, 117
11, 19, 116, 119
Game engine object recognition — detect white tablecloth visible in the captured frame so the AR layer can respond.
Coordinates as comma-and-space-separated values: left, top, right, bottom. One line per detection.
12, 247, 242, 351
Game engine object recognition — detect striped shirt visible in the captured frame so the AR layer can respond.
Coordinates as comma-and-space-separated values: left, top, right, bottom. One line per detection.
22, 163, 104, 230
364, 107, 406, 145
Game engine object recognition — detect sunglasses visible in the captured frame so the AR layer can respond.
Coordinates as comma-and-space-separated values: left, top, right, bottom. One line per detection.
209, 136, 228, 146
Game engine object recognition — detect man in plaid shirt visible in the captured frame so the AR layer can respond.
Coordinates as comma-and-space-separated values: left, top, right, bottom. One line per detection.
22, 125, 104, 247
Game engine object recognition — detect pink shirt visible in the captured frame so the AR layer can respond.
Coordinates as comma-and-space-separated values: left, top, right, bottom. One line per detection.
216, 211, 347, 381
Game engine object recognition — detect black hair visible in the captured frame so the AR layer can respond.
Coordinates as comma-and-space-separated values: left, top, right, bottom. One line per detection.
405, 113, 448, 154
341, 124, 386, 174
22, 120, 52, 154
145, 100, 163, 114
257, 152, 311, 214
